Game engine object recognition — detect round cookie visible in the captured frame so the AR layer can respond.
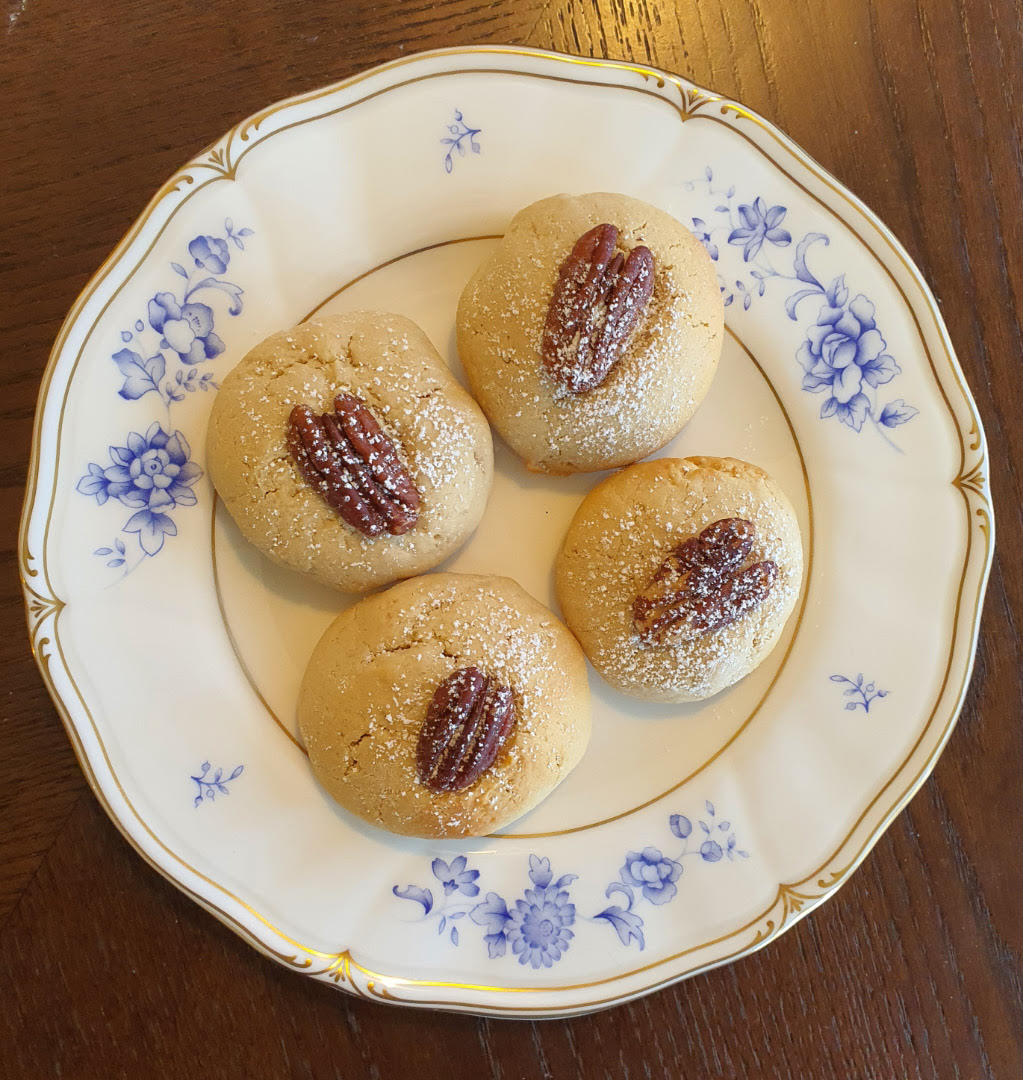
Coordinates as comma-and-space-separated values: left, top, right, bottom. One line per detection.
555, 457, 802, 702
207, 312, 493, 592
456, 192, 723, 474
297, 573, 592, 838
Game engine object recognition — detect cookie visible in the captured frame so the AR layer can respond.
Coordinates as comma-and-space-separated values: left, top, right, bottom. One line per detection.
207, 312, 493, 592
555, 457, 802, 702
456, 192, 723, 474
297, 573, 592, 838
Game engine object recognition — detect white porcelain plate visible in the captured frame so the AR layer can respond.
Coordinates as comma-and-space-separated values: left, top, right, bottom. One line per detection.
21, 47, 994, 1016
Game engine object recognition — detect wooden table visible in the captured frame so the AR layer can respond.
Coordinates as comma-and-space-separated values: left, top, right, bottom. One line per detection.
3, 2, 1021, 1076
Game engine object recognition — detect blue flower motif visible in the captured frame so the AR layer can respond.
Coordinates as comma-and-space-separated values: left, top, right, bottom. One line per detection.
691, 217, 719, 261
76, 423, 203, 555
79, 221, 255, 572
699, 840, 723, 863
191, 762, 243, 807
148, 292, 225, 365
797, 287, 900, 431
619, 847, 683, 905
830, 672, 889, 712
188, 235, 230, 274
505, 882, 575, 969
431, 855, 480, 898
468, 856, 577, 967
669, 814, 692, 839
397, 808, 748, 961
728, 197, 792, 261
470, 893, 511, 958
441, 107, 482, 173
683, 169, 916, 442
106, 425, 200, 510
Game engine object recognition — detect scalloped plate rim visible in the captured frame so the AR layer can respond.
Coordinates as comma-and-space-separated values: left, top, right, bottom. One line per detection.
19, 45, 994, 1017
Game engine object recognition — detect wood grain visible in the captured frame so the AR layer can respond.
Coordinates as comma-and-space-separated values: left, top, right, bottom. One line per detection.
2, 0, 1021, 1076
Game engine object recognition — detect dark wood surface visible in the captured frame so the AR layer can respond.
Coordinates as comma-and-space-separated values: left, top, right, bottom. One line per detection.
3, 1, 1021, 1076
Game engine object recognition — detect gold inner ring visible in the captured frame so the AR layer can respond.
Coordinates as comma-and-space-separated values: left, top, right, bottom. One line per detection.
19, 50, 988, 1011
209, 233, 815, 838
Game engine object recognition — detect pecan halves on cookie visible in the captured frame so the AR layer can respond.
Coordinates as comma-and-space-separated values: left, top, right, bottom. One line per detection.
541, 223, 655, 395
287, 393, 421, 538
632, 518, 777, 644
416, 667, 516, 793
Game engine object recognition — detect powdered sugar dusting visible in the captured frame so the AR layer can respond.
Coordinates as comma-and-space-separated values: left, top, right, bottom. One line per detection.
208, 312, 491, 590
300, 575, 590, 837
557, 458, 803, 701
458, 194, 722, 472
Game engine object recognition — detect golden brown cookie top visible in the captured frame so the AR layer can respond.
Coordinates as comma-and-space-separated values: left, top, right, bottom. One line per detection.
297, 573, 592, 837
556, 457, 803, 702
206, 312, 493, 592
457, 193, 723, 474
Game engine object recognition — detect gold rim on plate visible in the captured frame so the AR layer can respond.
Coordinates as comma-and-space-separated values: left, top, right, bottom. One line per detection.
19, 46, 993, 1016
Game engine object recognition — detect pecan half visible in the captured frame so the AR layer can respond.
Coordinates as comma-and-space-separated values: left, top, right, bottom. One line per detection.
287, 392, 421, 538
632, 518, 777, 644
416, 667, 516, 793
541, 223, 655, 394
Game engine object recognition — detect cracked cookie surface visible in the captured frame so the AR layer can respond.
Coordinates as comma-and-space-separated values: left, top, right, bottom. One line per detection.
297, 573, 591, 837
206, 312, 493, 592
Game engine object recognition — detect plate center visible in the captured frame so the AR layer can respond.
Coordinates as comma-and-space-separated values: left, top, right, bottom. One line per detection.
213, 238, 810, 835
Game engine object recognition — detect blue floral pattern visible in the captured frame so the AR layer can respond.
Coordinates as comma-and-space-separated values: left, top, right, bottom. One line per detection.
441, 108, 481, 173
76, 221, 253, 572
830, 673, 888, 713
191, 761, 244, 807
147, 292, 224, 366
594, 801, 748, 951
618, 847, 682, 905
473, 856, 577, 967
727, 196, 792, 262
683, 168, 918, 446
393, 803, 747, 964
78, 424, 202, 556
